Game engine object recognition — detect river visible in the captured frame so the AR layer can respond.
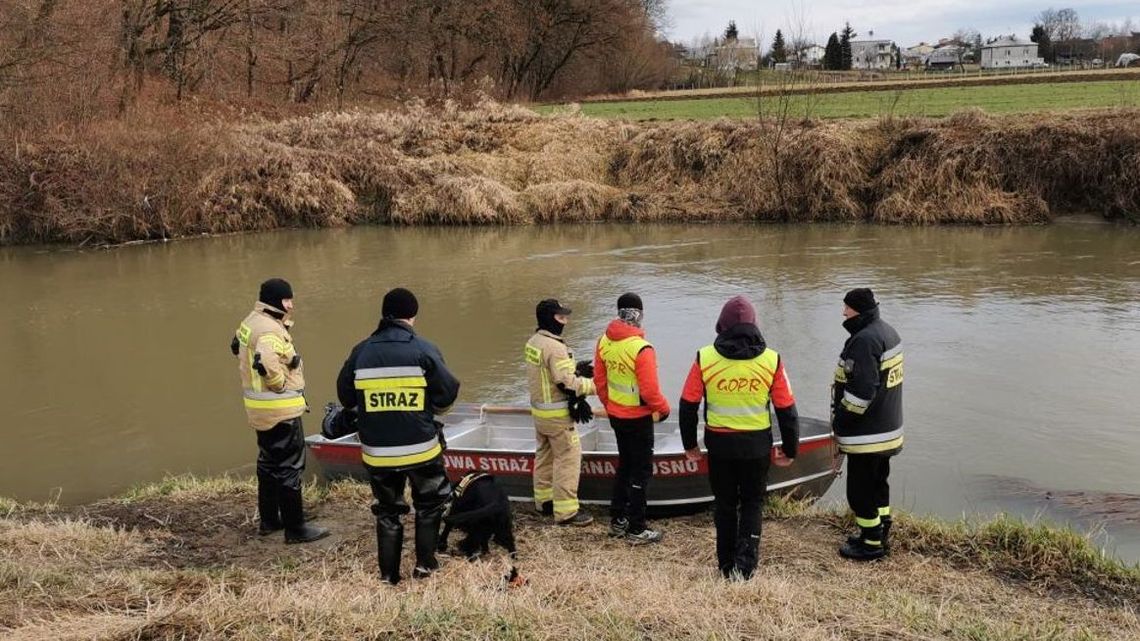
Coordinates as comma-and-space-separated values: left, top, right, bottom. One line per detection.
3, 223, 1139, 560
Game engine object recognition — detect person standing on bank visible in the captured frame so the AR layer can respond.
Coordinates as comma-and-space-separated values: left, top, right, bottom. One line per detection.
525, 299, 597, 526
594, 293, 671, 544
679, 296, 798, 580
230, 278, 330, 544
832, 288, 904, 561
336, 287, 461, 584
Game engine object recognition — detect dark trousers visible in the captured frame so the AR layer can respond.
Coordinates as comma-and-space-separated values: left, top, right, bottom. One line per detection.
708, 455, 770, 579
255, 417, 306, 528
846, 452, 893, 527
608, 415, 655, 533
368, 458, 452, 584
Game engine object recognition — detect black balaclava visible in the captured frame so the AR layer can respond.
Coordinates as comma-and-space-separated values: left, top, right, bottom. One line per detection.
259, 278, 293, 318
536, 298, 571, 336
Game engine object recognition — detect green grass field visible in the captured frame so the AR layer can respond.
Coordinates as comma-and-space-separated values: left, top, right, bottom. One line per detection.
545, 80, 1140, 120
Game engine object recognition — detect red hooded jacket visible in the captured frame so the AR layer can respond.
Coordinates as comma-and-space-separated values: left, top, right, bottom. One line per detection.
593, 319, 671, 420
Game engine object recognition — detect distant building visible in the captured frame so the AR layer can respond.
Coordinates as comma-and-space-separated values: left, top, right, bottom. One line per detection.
902, 43, 935, 67
980, 37, 1042, 69
709, 37, 760, 72
792, 44, 826, 68
926, 45, 964, 70
1054, 38, 1100, 65
850, 40, 897, 70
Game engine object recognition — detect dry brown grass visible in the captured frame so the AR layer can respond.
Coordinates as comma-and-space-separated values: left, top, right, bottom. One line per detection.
2, 101, 1139, 246
1, 477, 1138, 640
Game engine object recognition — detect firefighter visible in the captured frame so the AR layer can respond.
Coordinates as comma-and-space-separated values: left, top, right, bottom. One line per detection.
833, 288, 904, 561
680, 296, 799, 580
336, 287, 461, 584
525, 299, 597, 526
230, 278, 329, 544
594, 292, 670, 544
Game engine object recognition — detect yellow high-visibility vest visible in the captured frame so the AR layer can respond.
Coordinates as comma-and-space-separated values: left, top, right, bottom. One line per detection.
598, 335, 651, 407
699, 345, 779, 431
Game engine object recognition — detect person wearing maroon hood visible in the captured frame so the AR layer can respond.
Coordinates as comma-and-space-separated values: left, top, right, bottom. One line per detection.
594, 293, 671, 544
679, 295, 799, 580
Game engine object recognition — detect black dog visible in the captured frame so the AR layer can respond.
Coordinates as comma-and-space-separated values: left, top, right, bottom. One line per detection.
439, 472, 517, 562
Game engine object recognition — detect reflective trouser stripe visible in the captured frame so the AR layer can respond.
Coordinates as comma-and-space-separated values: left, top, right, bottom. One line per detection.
879, 506, 891, 517
361, 439, 441, 468
554, 498, 579, 516
243, 390, 305, 409
534, 487, 554, 503
856, 515, 881, 528
532, 401, 569, 419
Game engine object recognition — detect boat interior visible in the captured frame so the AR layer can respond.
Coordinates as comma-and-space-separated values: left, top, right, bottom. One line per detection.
313, 405, 827, 455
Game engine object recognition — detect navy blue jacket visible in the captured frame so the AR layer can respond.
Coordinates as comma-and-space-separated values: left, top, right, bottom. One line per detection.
336, 320, 460, 467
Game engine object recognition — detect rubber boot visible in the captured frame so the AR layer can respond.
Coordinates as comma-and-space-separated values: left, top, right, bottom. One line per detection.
257, 476, 283, 535
377, 515, 404, 585
839, 523, 887, 561
280, 487, 330, 544
413, 503, 445, 578
847, 515, 892, 550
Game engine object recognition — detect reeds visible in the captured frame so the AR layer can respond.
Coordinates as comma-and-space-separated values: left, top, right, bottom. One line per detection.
2, 103, 1138, 246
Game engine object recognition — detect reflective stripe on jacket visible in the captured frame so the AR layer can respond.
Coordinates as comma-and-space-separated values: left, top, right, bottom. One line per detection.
525, 330, 595, 419
234, 303, 306, 430
336, 320, 461, 469
699, 345, 779, 431
831, 308, 904, 454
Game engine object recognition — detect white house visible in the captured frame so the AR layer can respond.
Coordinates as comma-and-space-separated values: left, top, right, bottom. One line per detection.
794, 44, 826, 67
980, 37, 1043, 69
850, 40, 897, 70
710, 37, 760, 72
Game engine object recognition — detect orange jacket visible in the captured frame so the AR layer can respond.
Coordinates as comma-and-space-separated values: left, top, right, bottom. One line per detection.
594, 319, 671, 420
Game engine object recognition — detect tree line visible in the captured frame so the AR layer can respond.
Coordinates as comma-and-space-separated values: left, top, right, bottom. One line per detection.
0, 0, 675, 127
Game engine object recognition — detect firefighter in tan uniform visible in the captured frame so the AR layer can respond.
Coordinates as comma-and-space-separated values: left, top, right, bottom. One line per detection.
525, 299, 597, 526
230, 278, 329, 544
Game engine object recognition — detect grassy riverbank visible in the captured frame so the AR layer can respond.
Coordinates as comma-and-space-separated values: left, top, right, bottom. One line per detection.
2, 101, 1139, 246
2, 476, 1138, 640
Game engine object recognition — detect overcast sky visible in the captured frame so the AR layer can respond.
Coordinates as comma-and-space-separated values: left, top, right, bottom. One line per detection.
666, 1, 1140, 47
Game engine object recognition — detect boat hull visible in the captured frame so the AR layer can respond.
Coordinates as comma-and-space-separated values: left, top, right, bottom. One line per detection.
306, 404, 840, 512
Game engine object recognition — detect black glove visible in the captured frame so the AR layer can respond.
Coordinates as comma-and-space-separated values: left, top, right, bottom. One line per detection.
230, 336, 240, 356
568, 394, 593, 424
287, 354, 302, 370
574, 359, 594, 379
252, 352, 267, 376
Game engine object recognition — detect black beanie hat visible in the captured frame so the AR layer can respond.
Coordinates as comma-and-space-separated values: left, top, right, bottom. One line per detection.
258, 278, 293, 312
843, 288, 878, 314
382, 287, 419, 319
617, 292, 643, 310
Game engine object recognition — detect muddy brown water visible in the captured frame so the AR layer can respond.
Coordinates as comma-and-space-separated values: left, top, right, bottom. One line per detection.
3, 224, 1139, 561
